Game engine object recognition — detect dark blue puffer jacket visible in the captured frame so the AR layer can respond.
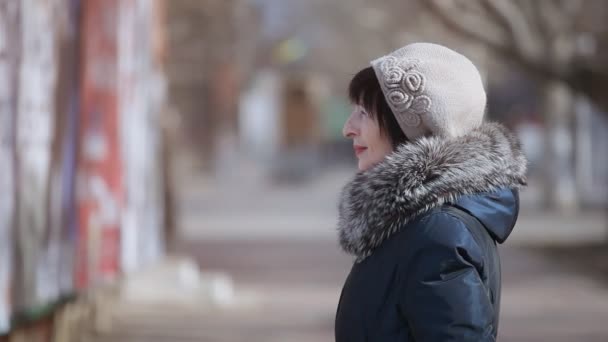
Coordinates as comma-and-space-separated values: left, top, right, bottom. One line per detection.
335, 123, 527, 342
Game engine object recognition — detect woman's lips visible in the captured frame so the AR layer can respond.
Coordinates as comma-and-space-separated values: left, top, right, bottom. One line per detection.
354, 145, 367, 156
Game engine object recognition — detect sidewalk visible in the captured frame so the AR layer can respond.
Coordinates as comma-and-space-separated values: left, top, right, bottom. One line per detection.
90, 165, 608, 341
168, 239, 608, 341
89, 238, 608, 340
178, 167, 607, 245
499, 246, 608, 341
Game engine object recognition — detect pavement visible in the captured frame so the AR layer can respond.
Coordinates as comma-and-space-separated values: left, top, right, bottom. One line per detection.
178, 166, 607, 245
176, 240, 608, 342
98, 164, 608, 341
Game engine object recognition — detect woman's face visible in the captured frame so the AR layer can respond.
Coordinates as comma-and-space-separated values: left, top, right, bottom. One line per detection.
343, 104, 393, 171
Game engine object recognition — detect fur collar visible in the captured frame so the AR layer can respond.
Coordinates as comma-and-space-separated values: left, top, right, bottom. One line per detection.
338, 122, 527, 261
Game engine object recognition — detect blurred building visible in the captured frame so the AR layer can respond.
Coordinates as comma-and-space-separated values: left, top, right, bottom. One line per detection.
0, 0, 170, 338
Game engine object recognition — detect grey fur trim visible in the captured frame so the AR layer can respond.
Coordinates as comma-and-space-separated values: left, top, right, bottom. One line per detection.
337, 122, 527, 261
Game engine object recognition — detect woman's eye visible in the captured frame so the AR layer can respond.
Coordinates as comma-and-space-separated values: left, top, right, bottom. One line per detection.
359, 110, 368, 117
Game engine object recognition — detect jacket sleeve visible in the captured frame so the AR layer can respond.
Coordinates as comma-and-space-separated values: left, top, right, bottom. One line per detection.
399, 212, 496, 341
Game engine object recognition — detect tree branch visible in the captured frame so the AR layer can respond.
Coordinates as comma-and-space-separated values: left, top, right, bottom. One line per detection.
531, 0, 554, 43
424, 0, 568, 84
537, 0, 576, 36
479, 0, 512, 39
423, 0, 509, 52
480, 0, 544, 62
425, 0, 608, 115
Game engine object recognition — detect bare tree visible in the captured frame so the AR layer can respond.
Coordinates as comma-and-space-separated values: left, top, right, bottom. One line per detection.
423, 0, 608, 114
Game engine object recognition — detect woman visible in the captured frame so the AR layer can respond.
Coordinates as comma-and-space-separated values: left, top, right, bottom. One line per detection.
335, 43, 527, 341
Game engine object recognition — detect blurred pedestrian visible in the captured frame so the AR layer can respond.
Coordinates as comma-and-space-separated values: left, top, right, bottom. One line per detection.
335, 43, 527, 341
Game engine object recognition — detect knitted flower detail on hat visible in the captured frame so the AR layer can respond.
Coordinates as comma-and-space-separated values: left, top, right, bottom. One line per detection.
380, 56, 420, 74
403, 72, 424, 94
403, 96, 431, 127
385, 67, 407, 89
387, 90, 411, 109
378, 57, 432, 127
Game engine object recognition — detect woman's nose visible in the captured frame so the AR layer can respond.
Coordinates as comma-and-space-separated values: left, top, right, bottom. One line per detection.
343, 115, 357, 138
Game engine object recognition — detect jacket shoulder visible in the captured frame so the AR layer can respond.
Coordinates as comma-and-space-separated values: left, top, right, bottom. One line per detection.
402, 208, 485, 265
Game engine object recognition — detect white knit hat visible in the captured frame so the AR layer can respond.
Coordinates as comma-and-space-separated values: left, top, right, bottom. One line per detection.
370, 43, 486, 140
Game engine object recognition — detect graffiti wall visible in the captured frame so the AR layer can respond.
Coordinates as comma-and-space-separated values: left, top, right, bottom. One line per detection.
0, 0, 167, 336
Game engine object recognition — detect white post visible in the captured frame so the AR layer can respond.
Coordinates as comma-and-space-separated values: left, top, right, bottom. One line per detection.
16, 0, 59, 309
0, 0, 19, 333
542, 81, 578, 211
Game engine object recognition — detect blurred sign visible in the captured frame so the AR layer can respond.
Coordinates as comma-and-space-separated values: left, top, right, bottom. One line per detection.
274, 38, 308, 65
77, 0, 123, 289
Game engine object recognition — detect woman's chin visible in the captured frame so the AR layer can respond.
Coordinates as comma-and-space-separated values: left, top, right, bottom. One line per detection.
358, 160, 372, 171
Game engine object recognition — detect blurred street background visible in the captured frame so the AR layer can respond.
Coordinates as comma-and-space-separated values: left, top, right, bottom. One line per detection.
1, 0, 608, 341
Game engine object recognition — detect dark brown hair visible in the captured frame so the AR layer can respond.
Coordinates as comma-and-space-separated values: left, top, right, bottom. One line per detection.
348, 67, 408, 148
